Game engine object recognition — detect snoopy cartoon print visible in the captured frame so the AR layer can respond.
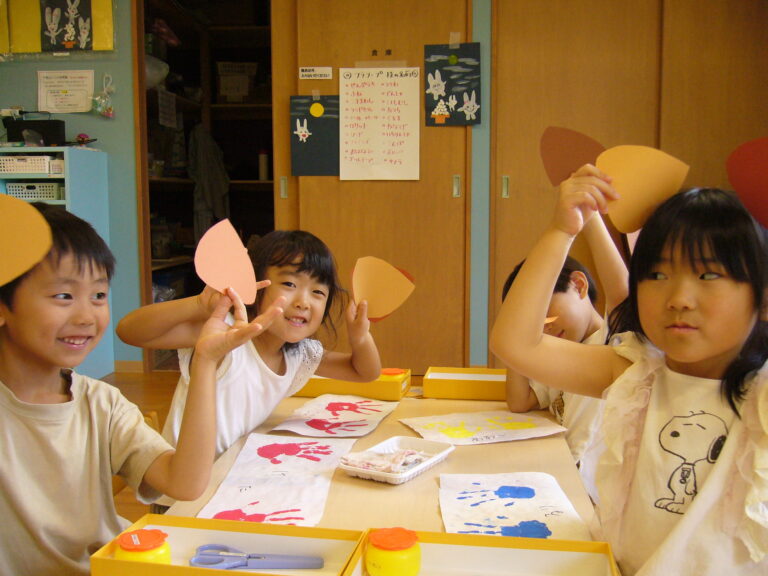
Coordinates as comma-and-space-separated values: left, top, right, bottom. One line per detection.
654, 411, 728, 515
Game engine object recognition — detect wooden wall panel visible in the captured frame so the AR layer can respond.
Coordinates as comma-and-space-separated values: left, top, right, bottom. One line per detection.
660, 0, 768, 188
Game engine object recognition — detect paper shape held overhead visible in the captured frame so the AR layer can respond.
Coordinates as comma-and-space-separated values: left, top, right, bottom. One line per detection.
352, 256, 415, 321
596, 145, 689, 233
726, 137, 768, 228
0, 195, 52, 286
539, 126, 605, 186
194, 219, 257, 304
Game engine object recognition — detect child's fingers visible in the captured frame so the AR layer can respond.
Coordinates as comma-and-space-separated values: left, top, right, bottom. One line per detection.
255, 279, 271, 292
225, 287, 248, 323
355, 300, 368, 321
252, 297, 286, 330
209, 291, 234, 319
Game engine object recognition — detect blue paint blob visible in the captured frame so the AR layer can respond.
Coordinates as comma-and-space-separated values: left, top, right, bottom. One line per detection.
500, 520, 552, 539
496, 485, 535, 499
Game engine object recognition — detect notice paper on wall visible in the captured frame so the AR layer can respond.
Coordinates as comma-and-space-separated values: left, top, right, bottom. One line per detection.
339, 67, 420, 180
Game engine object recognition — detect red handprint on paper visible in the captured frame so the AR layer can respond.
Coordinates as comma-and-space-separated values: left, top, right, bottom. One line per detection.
213, 501, 304, 524
305, 418, 369, 435
256, 441, 333, 464
324, 399, 382, 417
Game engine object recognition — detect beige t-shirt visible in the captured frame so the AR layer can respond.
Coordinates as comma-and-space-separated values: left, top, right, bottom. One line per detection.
0, 371, 172, 576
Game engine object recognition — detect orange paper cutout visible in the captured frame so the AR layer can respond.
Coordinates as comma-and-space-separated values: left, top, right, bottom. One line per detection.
0, 195, 52, 286
194, 219, 257, 304
596, 145, 689, 233
726, 137, 768, 228
352, 256, 415, 321
540, 126, 605, 186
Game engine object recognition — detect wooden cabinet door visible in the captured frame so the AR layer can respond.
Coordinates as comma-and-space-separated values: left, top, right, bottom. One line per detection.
489, 0, 661, 365
660, 0, 768, 188
275, 0, 471, 373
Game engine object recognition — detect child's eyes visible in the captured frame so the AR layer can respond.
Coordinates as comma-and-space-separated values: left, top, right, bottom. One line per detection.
646, 271, 667, 281
53, 293, 73, 300
699, 271, 722, 280
281, 281, 296, 288
313, 288, 328, 298
94, 292, 109, 301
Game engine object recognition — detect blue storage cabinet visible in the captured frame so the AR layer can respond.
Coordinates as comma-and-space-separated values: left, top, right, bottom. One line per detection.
0, 146, 113, 378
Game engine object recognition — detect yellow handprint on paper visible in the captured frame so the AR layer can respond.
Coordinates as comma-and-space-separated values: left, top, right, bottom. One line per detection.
424, 420, 481, 439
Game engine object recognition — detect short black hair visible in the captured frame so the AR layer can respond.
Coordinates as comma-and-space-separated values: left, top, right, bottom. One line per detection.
502, 255, 598, 304
0, 203, 115, 308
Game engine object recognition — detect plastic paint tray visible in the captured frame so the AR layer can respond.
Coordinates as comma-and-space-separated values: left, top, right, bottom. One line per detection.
339, 436, 454, 485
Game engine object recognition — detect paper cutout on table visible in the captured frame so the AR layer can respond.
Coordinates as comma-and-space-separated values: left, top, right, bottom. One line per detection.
197, 432, 355, 525
596, 145, 689, 233
352, 256, 415, 321
271, 394, 399, 437
726, 136, 768, 228
439, 472, 591, 541
400, 410, 565, 445
194, 219, 257, 304
0, 195, 52, 286
539, 126, 605, 186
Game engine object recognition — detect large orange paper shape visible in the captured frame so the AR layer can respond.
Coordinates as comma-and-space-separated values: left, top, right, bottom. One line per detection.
353, 256, 415, 321
540, 126, 605, 186
726, 137, 768, 228
194, 219, 257, 304
597, 145, 689, 233
0, 195, 52, 286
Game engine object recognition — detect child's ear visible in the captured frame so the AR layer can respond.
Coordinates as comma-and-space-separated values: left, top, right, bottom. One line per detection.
570, 271, 589, 299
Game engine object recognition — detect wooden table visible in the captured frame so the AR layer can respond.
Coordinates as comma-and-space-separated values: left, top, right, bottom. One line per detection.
168, 397, 600, 537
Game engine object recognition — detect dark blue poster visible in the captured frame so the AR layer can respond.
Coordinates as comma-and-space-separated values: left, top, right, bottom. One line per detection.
40, 0, 93, 52
424, 42, 481, 126
290, 95, 340, 176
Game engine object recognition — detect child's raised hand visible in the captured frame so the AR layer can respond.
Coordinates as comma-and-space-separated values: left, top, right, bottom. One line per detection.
194, 287, 284, 363
552, 164, 618, 237
346, 299, 372, 348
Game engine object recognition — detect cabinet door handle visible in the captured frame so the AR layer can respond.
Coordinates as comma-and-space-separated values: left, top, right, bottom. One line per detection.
279, 176, 288, 199
501, 175, 510, 198
452, 174, 461, 198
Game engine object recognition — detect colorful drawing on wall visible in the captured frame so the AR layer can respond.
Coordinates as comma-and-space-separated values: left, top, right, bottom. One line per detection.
197, 432, 355, 525
290, 95, 339, 176
7, 0, 113, 53
424, 42, 481, 126
271, 394, 399, 437
400, 410, 565, 445
439, 472, 591, 541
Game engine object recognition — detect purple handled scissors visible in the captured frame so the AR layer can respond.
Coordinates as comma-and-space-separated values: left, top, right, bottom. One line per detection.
190, 544, 324, 570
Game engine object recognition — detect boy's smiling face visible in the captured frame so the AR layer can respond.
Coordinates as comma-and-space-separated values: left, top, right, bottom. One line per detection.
0, 253, 110, 377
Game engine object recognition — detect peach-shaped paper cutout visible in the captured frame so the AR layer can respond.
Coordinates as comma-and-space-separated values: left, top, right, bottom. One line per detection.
194, 219, 257, 304
540, 126, 605, 186
726, 137, 768, 228
596, 145, 689, 233
0, 195, 52, 286
352, 256, 415, 321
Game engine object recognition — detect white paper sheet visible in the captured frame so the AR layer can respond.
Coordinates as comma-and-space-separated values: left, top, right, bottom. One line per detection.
271, 394, 399, 437
197, 433, 355, 526
439, 472, 591, 541
400, 410, 565, 445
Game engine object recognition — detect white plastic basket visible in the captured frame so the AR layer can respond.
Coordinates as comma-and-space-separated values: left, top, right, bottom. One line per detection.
0, 155, 52, 174
339, 436, 455, 485
6, 182, 61, 200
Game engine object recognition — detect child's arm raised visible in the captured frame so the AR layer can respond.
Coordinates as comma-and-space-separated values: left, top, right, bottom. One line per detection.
117, 282, 270, 350
315, 299, 382, 382
490, 166, 628, 398
581, 181, 628, 315
142, 288, 284, 500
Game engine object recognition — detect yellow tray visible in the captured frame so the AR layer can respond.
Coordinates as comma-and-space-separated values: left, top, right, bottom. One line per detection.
91, 514, 363, 575
422, 366, 507, 400
293, 369, 411, 401
343, 529, 620, 575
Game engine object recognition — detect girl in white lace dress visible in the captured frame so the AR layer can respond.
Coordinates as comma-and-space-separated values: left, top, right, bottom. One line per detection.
491, 170, 767, 576
118, 230, 381, 457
